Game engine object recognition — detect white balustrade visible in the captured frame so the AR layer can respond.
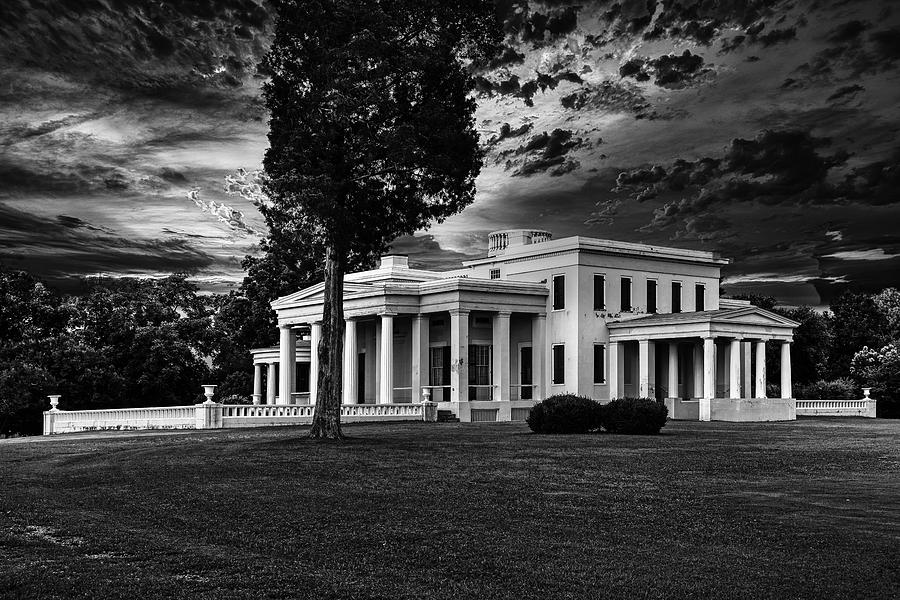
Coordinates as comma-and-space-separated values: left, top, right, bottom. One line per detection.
795, 398, 877, 418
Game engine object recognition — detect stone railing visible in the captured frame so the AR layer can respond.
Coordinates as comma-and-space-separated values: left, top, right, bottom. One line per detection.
44, 405, 198, 435
795, 397, 877, 418
43, 388, 438, 435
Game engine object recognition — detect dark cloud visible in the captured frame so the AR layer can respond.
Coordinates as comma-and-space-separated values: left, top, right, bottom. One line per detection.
610, 130, 900, 241
827, 84, 864, 101
486, 122, 533, 147
505, 129, 585, 177
619, 50, 710, 88
560, 80, 650, 114
0, 202, 215, 285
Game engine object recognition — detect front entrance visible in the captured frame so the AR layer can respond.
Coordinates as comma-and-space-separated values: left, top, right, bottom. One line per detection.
520, 346, 533, 400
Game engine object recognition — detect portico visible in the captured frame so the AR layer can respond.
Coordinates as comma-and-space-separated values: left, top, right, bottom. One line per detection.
267, 256, 549, 421
606, 303, 798, 421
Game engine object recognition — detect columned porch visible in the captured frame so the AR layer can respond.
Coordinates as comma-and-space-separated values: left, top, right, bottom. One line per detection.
267, 264, 550, 422
607, 306, 799, 422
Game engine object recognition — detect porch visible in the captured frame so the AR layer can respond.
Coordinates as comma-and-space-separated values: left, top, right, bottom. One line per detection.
606, 304, 800, 422
264, 267, 551, 422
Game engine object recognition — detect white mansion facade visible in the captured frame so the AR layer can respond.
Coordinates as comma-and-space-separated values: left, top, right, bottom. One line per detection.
251, 230, 799, 422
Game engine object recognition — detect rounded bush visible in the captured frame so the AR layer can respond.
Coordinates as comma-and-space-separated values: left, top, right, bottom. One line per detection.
600, 397, 668, 435
526, 394, 602, 434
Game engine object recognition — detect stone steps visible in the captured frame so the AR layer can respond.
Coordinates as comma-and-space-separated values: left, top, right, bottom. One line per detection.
437, 410, 459, 423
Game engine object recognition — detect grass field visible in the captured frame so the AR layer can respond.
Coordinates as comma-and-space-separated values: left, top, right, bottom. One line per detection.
1, 419, 898, 599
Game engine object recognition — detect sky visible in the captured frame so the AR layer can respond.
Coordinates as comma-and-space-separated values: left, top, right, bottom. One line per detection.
1, 0, 898, 306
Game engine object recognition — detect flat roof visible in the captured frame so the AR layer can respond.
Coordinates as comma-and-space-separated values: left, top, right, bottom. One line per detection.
462, 235, 730, 267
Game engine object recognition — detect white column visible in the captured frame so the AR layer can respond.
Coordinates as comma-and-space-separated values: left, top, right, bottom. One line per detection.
692, 343, 704, 398
531, 314, 546, 400
638, 339, 651, 398
755, 340, 766, 398
667, 343, 678, 399
378, 313, 394, 404
742, 341, 752, 399
252, 364, 263, 404
608, 341, 621, 400
309, 322, 321, 405
492, 311, 511, 402
450, 309, 470, 403
780, 341, 792, 399
729, 339, 741, 399
700, 337, 715, 421
266, 363, 277, 405
278, 326, 296, 405
342, 319, 358, 404
412, 314, 429, 402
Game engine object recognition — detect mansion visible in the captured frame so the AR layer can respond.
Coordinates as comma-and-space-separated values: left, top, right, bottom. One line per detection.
250, 230, 799, 422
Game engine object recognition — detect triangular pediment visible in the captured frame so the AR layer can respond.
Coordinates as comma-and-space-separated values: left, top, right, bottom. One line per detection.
715, 307, 799, 327
272, 281, 376, 307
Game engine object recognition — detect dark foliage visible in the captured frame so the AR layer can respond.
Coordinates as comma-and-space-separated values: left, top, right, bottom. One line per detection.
0, 267, 211, 435
526, 394, 602, 434
600, 397, 668, 435
794, 378, 861, 400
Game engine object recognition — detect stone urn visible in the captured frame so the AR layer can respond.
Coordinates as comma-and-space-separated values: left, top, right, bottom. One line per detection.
48, 395, 61, 412
862, 387, 871, 399
202, 384, 217, 404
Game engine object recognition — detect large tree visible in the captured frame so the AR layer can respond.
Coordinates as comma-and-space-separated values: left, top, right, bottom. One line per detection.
262, 0, 500, 438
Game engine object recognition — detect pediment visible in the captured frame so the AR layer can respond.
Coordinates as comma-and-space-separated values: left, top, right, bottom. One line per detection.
715, 307, 799, 327
272, 281, 375, 307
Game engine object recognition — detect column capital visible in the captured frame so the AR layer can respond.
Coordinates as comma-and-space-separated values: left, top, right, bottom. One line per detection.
378, 311, 397, 318
412, 313, 430, 321
494, 310, 512, 318
533, 312, 547, 320
449, 308, 470, 316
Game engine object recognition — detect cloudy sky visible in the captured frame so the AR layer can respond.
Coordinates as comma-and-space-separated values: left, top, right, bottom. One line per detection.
1, 0, 898, 306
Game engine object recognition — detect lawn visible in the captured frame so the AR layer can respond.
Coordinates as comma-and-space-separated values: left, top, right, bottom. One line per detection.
1, 419, 898, 599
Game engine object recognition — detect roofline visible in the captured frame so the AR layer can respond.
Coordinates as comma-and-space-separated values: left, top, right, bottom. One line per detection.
462, 235, 730, 267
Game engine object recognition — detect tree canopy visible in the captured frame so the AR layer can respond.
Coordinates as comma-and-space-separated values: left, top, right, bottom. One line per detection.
261, 0, 501, 438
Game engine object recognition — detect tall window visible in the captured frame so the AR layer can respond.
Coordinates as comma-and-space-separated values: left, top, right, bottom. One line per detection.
647, 280, 657, 314
552, 274, 565, 310
552, 344, 565, 384
593, 344, 605, 384
695, 283, 705, 311
593, 274, 605, 310
672, 281, 682, 313
429, 346, 450, 402
621, 276, 632, 312
468, 344, 492, 400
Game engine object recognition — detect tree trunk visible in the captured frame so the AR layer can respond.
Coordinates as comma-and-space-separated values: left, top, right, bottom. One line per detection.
309, 243, 345, 439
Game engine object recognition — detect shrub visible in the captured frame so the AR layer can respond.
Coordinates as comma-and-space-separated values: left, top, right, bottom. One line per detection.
600, 397, 668, 435
526, 394, 602, 434
794, 378, 861, 400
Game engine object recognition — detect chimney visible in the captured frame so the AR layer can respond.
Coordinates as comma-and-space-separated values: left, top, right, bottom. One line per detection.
380, 255, 409, 269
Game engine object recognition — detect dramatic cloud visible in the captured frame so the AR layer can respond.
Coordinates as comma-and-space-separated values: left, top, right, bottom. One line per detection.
1, 0, 899, 305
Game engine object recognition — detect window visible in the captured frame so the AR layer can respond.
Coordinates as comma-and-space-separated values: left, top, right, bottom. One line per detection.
552, 344, 565, 384
672, 281, 682, 313
621, 276, 632, 312
552, 274, 565, 310
593, 274, 605, 310
468, 344, 492, 400
593, 344, 605, 384
489, 268, 500, 280
429, 347, 450, 386
647, 279, 657, 314
695, 283, 705, 311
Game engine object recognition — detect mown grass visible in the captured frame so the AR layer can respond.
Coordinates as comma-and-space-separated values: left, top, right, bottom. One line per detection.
1, 419, 898, 599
